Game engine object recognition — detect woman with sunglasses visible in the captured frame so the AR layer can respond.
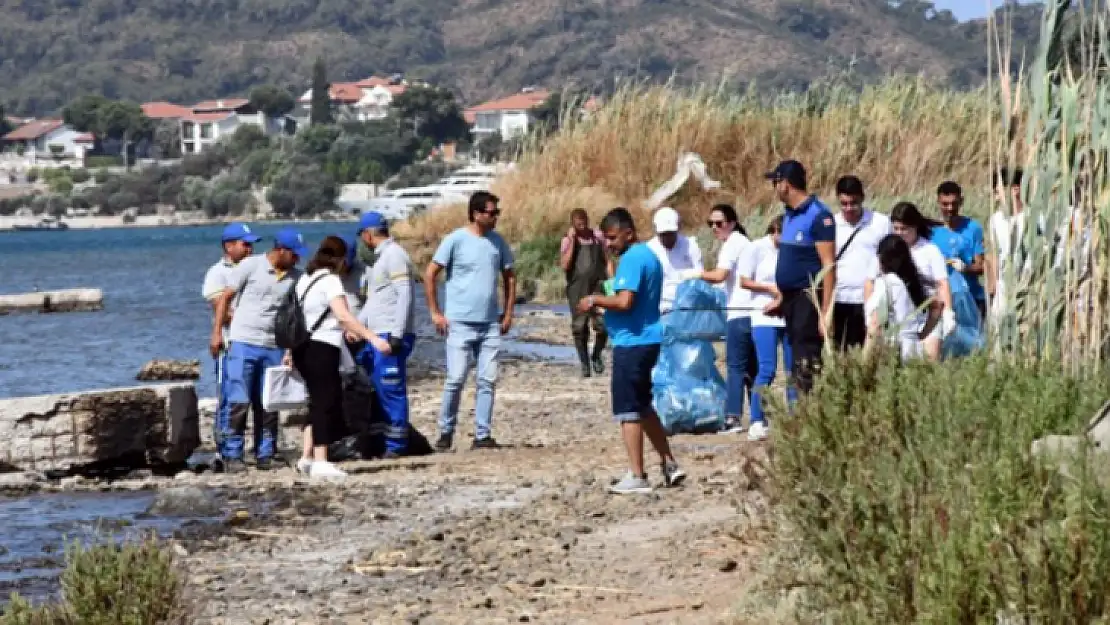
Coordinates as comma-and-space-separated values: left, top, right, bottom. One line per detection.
684, 204, 757, 434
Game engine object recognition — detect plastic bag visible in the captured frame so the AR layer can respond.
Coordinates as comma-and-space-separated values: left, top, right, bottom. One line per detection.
942, 271, 985, 358
652, 337, 727, 434
663, 280, 728, 340
261, 365, 307, 412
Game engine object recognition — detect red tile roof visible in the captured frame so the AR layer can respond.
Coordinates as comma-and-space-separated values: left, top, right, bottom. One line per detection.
355, 76, 391, 88
298, 82, 363, 103
74, 132, 95, 143
192, 98, 250, 112
2, 119, 65, 141
142, 101, 191, 119
466, 90, 551, 114
181, 111, 234, 123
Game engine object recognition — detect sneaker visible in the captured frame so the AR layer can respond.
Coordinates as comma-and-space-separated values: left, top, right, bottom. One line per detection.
295, 458, 313, 474
592, 355, 605, 375
254, 457, 273, 471
662, 462, 687, 487
434, 434, 453, 452
748, 421, 769, 442
609, 472, 653, 495
308, 461, 347, 479
720, 417, 744, 434
471, 437, 500, 450
221, 459, 247, 474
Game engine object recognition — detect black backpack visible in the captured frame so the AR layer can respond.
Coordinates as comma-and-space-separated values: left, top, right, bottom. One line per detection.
274, 273, 331, 350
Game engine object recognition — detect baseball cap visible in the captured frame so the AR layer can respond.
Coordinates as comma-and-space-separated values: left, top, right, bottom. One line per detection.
356, 211, 387, 234
653, 207, 680, 233
273, 227, 309, 258
764, 159, 807, 190
221, 222, 261, 243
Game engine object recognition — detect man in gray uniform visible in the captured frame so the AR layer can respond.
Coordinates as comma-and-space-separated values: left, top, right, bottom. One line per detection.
356, 212, 417, 457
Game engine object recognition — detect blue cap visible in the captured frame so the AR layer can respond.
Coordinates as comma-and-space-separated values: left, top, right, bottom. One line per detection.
273, 227, 309, 258
340, 234, 358, 267
764, 159, 807, 190
221, 222, 262, 243
357, 211, 387, 234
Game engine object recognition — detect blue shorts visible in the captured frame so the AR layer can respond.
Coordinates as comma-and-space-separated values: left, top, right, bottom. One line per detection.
611, 344, 660, 423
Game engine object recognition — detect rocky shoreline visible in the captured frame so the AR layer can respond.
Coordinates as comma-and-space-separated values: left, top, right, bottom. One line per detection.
1, 315, 772, 624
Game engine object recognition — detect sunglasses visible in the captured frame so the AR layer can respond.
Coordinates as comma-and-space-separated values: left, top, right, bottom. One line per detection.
480, 208, 501, 217
706, 219, 726, 228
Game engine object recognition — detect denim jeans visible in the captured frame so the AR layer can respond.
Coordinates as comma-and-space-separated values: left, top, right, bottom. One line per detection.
750, 325, 799, 425
438, 322, 501, 440
725, 317, 758, 419
222, 341, 284, 460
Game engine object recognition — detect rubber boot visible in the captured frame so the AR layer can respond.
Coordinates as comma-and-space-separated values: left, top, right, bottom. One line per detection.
591, 331, 607, 375
574, 333, 591, 378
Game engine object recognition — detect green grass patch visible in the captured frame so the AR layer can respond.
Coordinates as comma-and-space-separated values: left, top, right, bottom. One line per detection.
514, 235, 566, 303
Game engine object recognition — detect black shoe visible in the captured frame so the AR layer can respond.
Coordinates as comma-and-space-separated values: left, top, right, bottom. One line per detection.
255, 457, 274, 471
434, 434, 453, 452
592, 355, 605, 375
471, 437, 500, 450
222, 459, 247, 474
580, 363, 592, 378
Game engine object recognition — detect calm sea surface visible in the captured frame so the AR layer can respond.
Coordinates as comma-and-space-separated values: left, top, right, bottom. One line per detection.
0, 223, 571, 399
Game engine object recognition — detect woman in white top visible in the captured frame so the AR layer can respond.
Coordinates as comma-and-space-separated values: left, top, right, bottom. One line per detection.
293, 236, 389, 479
865, 234, 934, 361
738, 216, 797, 442
886, 202, 953, 361
687, 204, 756, 434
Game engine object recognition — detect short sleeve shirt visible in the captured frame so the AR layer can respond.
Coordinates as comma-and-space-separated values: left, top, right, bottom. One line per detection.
604, 243, 663, 346
715, 231, 752, 320
295, 270, 346, 348
202, 257, 237, 328
226, 255, 301, 348
646, 234, 704, 313
911, 238, 948, 296
432, 228, 514, 324
776, 196, 836, 290
739, 237, 783, 327
930, 217, 986, 301
834, 210, 892, 304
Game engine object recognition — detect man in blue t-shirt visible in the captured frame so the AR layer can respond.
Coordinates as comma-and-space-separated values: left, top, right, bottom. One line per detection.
576, 207, 685, 495
934, 181, 987, 319
765, 160, 836, 394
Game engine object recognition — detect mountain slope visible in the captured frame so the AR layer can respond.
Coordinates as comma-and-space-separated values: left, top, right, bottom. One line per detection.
0, 0, 1042, 115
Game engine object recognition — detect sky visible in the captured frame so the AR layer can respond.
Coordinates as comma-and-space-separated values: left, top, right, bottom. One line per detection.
931, 1, 1036, 21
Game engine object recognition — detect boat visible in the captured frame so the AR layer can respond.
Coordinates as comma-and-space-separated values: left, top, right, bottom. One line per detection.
13, 217, 69, 231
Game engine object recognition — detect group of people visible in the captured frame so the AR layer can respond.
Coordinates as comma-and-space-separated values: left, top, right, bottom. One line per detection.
201, 191, 514, 479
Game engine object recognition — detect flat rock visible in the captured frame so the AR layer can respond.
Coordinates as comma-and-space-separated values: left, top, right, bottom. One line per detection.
146, 485, 221, 517
0, 470, 46, 492
137, 359, 201, 381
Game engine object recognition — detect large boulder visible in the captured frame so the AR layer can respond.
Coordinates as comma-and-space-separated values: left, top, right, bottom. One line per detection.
0, 383, 200, 474
137, 359, 201, 381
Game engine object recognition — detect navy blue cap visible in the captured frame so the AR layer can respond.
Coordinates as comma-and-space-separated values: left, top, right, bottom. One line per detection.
273, 227, 309, 258
221, 222, 262, 243
764, 159, 807, 190
357, 211, 387, 234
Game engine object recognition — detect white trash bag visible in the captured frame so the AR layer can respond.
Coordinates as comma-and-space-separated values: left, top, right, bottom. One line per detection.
262, 365, 308, 412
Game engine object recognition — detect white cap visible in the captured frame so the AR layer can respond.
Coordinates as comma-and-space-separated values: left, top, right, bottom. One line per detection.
653, 207, 680, 233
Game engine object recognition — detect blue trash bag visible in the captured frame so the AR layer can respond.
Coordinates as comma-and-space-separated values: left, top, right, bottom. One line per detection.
663, 279, 727, 341
942, 270, 986, 358
652, 337, 727, 434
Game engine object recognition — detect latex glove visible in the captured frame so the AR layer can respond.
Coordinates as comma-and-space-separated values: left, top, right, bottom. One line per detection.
940, 307, 957, 339
948, 258, 966, 273
678, 268, 703, 281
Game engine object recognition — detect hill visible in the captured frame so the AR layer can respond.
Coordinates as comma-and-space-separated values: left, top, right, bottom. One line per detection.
0, 0, 1043, 115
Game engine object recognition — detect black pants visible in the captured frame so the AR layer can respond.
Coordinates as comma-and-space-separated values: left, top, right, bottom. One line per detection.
832, 302, 866, 351
292, 340, 344, 447
781, 288, 824, 394
975, 298, 987, 322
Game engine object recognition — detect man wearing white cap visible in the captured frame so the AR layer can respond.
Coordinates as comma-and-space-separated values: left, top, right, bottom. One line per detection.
646, 207, 703, 315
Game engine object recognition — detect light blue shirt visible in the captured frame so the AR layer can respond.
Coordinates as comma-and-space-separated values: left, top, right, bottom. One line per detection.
930, 216, 986, 301
432, 227, 514, 324
604, 243, 663, 346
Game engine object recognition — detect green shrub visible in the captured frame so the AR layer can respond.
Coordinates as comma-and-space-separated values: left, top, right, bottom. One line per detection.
69, 169, 90, 184
1, 538, 188, 625
24, 168, 39, 183
514, 235, 565, 302
84, 155, 121, 169
48, 177, 73, 195
92, 168, 112, 184
771, 349, 1110, 623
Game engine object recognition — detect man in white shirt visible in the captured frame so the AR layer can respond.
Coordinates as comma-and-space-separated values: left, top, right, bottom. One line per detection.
831, 176, 891, 350
646, 206, 703, 314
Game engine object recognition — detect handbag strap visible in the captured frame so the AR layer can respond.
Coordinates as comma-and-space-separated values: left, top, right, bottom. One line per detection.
836, 221, 866, 262
298, 273, 332, 332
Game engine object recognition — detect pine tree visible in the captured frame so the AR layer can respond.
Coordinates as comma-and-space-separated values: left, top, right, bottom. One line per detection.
310, 57, 332, 125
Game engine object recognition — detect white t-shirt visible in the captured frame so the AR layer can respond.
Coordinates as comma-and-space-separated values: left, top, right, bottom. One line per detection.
834, 210, 892, 304
865, 273, 925, 360
294, 269, 346, 348
741, 237, 783, 328
714, 231, 752, 320
910, 238, 947, 296
646, 234, 704, 313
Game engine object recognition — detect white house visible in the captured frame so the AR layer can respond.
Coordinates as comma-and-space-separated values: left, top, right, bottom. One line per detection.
296, 75, 412, 123
1, 119, 94, 162
180, 99, 290, 154
464, 88, 551, 141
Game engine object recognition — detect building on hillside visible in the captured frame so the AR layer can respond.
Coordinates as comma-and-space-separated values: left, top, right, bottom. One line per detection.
1, 119, 94, 162
297, 74, 413, 123
179, 98, 294, 155
141, 101, 192, 120
464, 88, 600, 142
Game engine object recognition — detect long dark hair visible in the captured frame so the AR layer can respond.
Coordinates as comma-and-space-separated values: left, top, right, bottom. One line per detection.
710, 203, 749, 238
890, 201, 940, 240
875, 234, 928, 308
306, 235, 348, 275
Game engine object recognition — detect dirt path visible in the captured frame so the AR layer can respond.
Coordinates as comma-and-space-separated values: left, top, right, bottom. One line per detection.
167, 315, 776, 624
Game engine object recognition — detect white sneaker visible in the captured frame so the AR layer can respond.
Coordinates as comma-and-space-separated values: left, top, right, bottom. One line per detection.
748, 422, 769, 442
295, 458, 312, 474
308, 461, 347, 479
